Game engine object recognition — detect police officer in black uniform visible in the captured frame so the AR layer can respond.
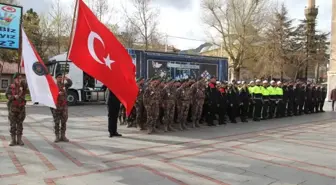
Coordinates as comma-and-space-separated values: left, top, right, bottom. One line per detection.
287, 82, 294, 116
205, 76, 219, 126
239, 81, 249, 122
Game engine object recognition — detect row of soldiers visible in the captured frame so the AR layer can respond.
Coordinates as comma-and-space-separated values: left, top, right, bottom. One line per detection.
120, 76, 327, 134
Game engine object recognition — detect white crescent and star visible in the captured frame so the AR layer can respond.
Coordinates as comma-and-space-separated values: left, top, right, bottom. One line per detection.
87, 31, 115, 70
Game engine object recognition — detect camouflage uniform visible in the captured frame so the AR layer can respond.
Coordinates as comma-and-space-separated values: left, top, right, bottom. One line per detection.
190, 81, 205, 128
50, 78, 73, 142
162, 83, 177, 132
135, 83, 145, 130
6, 79, 27, 146
118, 105, 126, 125
176, 84, 191, 130
143, 84, 161, 134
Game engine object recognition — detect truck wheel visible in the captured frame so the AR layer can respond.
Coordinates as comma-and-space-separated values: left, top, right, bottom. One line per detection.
67, 91, 78, 106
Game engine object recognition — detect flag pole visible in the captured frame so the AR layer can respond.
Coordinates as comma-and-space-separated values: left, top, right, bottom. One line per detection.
17, 7, 23, 74
63, 0, 79, 85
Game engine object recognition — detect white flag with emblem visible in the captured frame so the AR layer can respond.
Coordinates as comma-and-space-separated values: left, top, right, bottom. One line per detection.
21, 29, 59, 108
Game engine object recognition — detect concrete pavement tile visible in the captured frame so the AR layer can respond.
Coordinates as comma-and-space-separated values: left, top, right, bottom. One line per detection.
268, 182, 299, 185
146, 178, 180, 185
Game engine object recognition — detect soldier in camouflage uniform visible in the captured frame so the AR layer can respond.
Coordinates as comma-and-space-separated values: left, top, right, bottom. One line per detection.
50, 73, 73, 142
158, 80, 166, 128
6, 73, 27, 146
162, 78, 177, 132
135, 77, 145, 130
143, 76, 161, 134
190, 77, 206, 128
176, 80, 192, 130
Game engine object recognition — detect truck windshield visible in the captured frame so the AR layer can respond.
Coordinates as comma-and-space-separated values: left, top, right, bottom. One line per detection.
55, 63, 69, 76
47, 63, 56, 76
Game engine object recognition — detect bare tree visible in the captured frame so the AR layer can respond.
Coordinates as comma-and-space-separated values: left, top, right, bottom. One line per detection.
85, 0, 113, 22
118, 22, 139, 48
0, 0, 17, 4
123, 0, 160, 50
49, 0, 72, 55
202, 0, 272, 79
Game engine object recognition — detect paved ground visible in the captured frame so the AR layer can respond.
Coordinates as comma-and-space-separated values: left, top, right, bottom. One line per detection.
0, 102, 335, 185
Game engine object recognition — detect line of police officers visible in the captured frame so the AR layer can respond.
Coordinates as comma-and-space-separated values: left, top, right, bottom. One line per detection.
120, 76, 327, 134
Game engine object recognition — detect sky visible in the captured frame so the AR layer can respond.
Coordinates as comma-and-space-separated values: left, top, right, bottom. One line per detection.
18, 0, 332, 50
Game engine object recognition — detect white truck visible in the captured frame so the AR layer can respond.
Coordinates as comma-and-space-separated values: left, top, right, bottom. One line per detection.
47, 53, 107, 105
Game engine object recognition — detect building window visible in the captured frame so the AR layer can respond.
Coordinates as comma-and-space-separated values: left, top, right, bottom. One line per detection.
1, 79, 9, 89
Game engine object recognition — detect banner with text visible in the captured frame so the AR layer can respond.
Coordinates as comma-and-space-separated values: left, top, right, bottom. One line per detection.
0, 3, 22, 50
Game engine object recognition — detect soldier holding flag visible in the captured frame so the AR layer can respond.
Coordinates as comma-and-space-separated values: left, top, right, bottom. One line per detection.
50, 73, 72, 142
5, 73, 27, 146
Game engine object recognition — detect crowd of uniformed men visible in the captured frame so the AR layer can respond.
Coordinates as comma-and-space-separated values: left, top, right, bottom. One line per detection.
120, 76, 327, 134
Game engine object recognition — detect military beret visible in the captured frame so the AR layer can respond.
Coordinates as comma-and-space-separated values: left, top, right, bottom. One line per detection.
166, 78, 174, 83
136, 77, 144, 82
56, 73, 63, 78
151, 76, 160, 81
13, 72, 20, 79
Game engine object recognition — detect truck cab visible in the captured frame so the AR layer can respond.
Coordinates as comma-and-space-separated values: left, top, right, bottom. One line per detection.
47, 53, 107, 105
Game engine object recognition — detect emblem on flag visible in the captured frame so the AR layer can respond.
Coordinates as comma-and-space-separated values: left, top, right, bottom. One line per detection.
32, 62, 47, 76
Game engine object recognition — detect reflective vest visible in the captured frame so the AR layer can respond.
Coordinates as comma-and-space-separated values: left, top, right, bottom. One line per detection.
248, 86, 254, 94
252, 86, 262, 99
276, 87, 283, 96
261, 86, 269, 96
267, 86, 277, 100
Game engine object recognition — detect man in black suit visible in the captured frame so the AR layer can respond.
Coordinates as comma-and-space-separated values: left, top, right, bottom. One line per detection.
106, 90, 122, 137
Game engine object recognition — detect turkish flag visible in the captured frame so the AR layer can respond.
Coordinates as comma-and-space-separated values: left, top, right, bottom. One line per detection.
68, 0, 138, 115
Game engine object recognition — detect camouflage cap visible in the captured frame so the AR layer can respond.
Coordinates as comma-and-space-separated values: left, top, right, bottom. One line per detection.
136, 77, 144, 82
13, 72, 20, 79
151, 76, 161, 81
166, 77, 174, 83
56, 73, 63, 78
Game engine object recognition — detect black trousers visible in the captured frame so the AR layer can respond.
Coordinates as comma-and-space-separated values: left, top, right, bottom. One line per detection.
240, 102, 249, 121
206, 103, 217, 125
287, 100, 293, 116
319, 100, 325, 111
228, 104, 238, 122
276, 100, 285, 117
253, 99, 262, 120
298, 100, 304, 114
248, 102, 254, 118
269, 100, 276, 118
107, 92, 121, 135
262, 101, 269, 119
218, 106, 227, 124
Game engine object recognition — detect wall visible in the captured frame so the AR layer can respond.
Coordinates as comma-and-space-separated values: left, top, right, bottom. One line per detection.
0, 74, 12, 91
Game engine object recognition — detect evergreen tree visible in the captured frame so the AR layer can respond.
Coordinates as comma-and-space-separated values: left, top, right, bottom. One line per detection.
265, 3, 295, 80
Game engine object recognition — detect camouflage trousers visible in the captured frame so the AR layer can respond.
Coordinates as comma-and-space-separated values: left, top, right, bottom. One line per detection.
135, 102, 145, 128
191, 99, 204, 123
177, 101, 190, 125
126, 107, 136, 127
8, 108, 26, 136
145, 102, 160, 129
163, 101, 175, 127
50, 107, 68, 135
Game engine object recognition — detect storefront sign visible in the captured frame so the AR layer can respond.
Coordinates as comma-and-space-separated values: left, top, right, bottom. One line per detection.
0, 3, 22, 50
167, 62, 200, 69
